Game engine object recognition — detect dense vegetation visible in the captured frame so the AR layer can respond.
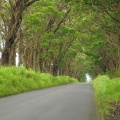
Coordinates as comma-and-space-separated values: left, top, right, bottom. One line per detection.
0, 0, 119, 81
93, 76, 120, 120
0, 66, 78, 97
0, 0, 120, 119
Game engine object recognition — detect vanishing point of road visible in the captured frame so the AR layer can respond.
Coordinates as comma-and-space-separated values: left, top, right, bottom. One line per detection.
0, 83, 99, 120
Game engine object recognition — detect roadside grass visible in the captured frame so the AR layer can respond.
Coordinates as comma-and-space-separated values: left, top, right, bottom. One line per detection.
93, 75, 120, 120
0, 66, 78, 97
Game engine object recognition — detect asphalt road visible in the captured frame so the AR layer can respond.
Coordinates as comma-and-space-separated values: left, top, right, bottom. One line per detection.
0, 83, 99, 120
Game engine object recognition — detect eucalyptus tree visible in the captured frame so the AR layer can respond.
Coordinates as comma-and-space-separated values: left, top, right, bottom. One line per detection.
68, 0, 120, 78
21, 0, 79, 76
0, 0, 39, 66
82, 0, 120, 77
0, 0, 119, 79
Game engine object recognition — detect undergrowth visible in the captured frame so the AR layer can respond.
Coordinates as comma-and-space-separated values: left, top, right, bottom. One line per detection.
0, 66, 78, 97
93, 75, 120, 120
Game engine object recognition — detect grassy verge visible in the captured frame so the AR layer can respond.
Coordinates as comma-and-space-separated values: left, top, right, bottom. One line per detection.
0, 66, 78, 97
93, 75, 120, 120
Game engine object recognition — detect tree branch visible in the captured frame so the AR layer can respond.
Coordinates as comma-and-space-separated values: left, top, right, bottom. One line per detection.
46, 16, 56, 32
26, 0, 38, 8
98, 0, 120, 22
54, 7, 71, 34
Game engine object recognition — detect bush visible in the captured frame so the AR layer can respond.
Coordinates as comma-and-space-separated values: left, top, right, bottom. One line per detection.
93, 75, 120, 120
0, 66, 78, 97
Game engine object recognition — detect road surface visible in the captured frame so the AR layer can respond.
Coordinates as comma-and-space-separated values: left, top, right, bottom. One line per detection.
0, 83, 99, 120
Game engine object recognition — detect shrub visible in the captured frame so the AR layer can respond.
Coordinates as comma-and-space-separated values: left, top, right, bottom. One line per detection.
93, 75, 120, 120
0, 66, 78, 97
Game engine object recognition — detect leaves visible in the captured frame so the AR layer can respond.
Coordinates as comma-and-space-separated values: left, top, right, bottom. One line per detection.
0, 0, 119, 79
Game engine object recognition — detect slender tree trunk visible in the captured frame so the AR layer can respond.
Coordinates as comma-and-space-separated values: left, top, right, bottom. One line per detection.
2, 46, 9, 65
9, 43, 16, 66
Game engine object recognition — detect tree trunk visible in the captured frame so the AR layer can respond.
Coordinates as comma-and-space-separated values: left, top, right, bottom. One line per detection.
1, 0, 37, 66
2, 48, 9, 66
2, 11, 22, 65
53, 64, 58, 76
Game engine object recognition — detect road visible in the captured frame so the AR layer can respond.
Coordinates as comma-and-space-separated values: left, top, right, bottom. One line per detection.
0, 83, 99, 120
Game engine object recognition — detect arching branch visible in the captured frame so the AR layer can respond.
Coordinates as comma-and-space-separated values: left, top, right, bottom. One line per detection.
54, 7, 71, 34
98, 0, 120, 22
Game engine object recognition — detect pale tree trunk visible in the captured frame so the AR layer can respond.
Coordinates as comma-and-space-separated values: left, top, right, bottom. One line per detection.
31, 42, 35, 69
19, 39, 24, 66
39, 48, 43, 72
36, 38, 40, 72
2, 0, 38, 66
2, 5, 23, 65
18, 28, 24, 66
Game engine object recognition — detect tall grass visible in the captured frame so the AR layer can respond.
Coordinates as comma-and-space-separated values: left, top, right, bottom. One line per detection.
93, 75, 120, 120
0, 66, 78, 97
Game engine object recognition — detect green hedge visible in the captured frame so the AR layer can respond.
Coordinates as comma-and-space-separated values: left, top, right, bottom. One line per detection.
0, 66, 78, 97
93, 75, 120, 120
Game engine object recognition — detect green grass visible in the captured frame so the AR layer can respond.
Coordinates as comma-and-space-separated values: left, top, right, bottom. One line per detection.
93, 75, 120, 120
0, 66, 78, 97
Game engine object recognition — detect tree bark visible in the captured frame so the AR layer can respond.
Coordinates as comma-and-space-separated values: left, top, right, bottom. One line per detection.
1, 0, 37, 66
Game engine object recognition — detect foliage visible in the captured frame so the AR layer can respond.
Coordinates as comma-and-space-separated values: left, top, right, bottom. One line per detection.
93, 75, 120, 120
0, 0, 119, 80
0, 67, 78, 97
